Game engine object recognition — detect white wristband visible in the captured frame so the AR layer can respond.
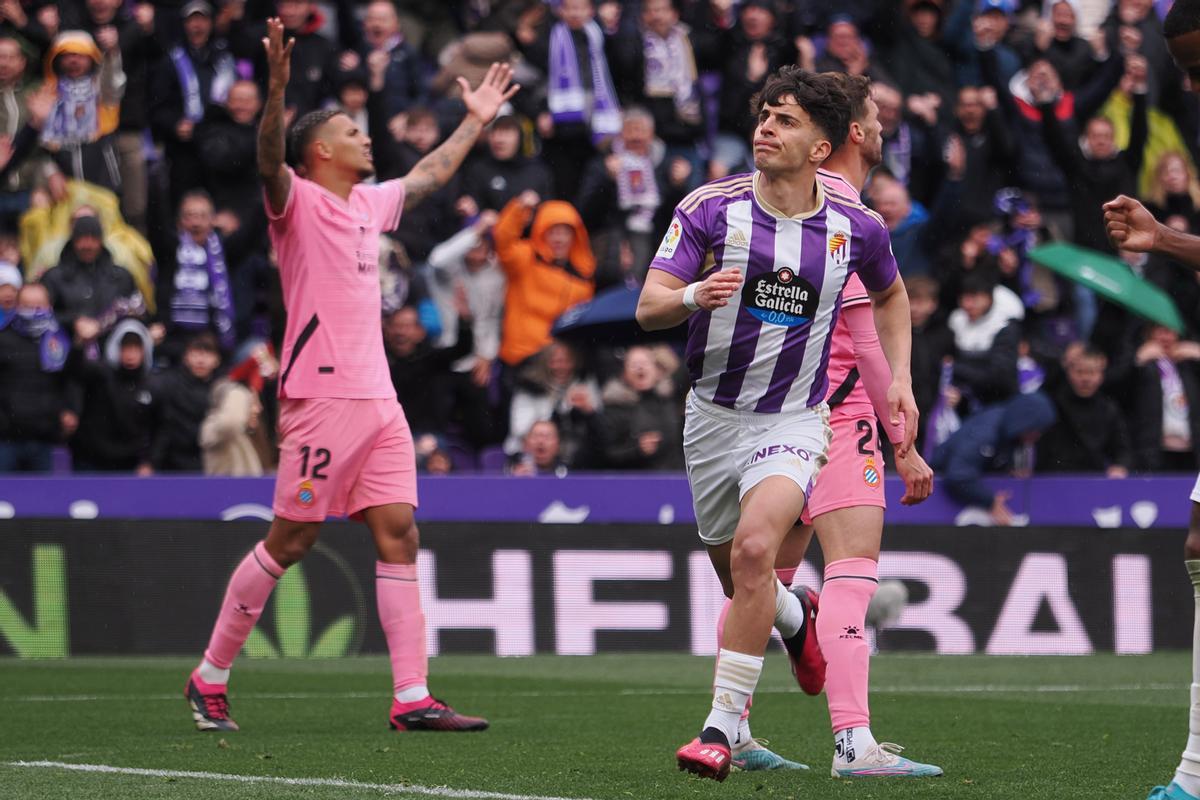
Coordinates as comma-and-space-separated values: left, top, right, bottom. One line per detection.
682, 282, 701, 312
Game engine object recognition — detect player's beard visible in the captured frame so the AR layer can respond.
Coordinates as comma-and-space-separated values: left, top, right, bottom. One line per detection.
864, 138, 884, 169
357, 163, 376, 180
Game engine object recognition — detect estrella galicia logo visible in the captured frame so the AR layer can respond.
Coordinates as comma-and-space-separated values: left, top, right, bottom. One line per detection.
742, 267, 818, 327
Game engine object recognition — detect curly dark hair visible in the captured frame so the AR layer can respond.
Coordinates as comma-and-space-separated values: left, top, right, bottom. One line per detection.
750, 66, 850, 148
287, 108, 345, 168
819, 72, 871, 136
1165, 0, 1200, 39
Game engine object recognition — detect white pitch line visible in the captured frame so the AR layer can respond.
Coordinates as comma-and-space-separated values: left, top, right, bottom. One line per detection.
4, 683, 1184, 703
3, 761, 601, 800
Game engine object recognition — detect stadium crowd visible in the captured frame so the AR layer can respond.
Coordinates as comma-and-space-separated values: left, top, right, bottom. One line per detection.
0, 0, 1199, 509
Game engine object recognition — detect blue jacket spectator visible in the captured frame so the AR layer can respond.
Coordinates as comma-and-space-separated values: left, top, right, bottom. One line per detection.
932, 391, 1057, 523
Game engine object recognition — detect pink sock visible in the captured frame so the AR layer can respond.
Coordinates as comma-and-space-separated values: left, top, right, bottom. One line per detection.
775, 566, 798, 586
817, 557, 878, 734
377, 562, 428, 697
203, 542, 285, 671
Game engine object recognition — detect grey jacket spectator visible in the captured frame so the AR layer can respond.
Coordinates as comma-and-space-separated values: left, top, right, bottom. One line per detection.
428, 217, 506, 376
427, 217, 506, 448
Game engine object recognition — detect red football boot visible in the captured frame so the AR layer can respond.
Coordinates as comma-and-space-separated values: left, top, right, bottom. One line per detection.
781, 585, 826, 695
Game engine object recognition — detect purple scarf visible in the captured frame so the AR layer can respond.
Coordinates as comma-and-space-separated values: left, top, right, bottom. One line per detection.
43, 76, 99, 146
924, 359, 961, 460
548, 20, 621, 143
169, 45, 237, 124
171, 231, 235, 350
10, 308, 69, 372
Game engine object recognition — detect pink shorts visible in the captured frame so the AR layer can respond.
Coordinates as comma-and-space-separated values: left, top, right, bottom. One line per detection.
801, 408, 886, 524
272, 397, 418, 523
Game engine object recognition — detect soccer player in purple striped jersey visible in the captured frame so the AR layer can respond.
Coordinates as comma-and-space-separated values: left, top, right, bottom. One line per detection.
636, 66, 919, 782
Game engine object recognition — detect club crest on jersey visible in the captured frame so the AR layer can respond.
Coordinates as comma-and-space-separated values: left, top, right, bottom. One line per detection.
656, 217, 683, 260
742, 267, 818, 327
863, 458, 880, 488
297, 480, 316, 508
828, 230, 850, 266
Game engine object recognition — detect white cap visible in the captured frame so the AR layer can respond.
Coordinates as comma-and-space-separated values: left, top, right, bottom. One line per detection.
0, 261, 21, 289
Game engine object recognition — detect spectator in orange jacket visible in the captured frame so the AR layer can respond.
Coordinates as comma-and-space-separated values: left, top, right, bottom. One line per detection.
494, 191, 595, 367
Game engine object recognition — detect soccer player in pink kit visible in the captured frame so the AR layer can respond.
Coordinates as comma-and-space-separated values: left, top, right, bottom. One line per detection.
183, 18, 517, 734
637, 67, 920, 783
714, 72, 939, 777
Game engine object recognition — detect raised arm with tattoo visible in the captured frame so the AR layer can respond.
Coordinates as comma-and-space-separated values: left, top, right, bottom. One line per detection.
402, 63, 519, 210
258, 17, 293, 216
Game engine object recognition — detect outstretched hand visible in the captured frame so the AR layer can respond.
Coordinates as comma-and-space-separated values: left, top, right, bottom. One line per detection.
262, 17, 295, 88
459, 62, 520, 126
1103, 194, 1158, 253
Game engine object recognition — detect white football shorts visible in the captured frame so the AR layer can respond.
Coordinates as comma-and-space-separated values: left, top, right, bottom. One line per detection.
683, 390, 831, 546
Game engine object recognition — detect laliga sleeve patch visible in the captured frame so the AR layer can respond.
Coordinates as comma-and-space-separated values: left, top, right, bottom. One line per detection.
656, 217, 683, 260
742, 267, 818, 327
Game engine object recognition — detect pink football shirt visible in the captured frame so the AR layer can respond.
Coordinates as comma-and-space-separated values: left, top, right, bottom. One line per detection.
823, 272, 872, 414
817, 169, 904, 443
267, 169, 404, 400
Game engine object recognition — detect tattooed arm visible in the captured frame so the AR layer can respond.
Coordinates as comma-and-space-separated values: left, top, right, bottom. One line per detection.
402, 62, 519, 210
258, 18, 294, 216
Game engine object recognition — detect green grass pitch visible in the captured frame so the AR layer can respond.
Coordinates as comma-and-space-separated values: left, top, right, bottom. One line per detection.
0, 653, 1189, 799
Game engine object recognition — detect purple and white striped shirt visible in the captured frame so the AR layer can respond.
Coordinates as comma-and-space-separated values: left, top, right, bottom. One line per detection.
649, 172, 898, 414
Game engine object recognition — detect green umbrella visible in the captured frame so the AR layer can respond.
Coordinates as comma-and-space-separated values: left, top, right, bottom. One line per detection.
1029, 242, 1185, 333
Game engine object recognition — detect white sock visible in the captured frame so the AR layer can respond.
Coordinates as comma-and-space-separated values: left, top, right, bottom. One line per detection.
703, 649, 762, 746
197, 659, 230, 686
1173, 561, 1200, 796
774, 580, 804, 639
732, 715, 753, 752
395, 684, 430, 704
833, 726, 877, 765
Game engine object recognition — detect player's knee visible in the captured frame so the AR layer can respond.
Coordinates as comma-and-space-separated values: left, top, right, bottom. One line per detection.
1185, 532, 1200, 561
729, 536, 774, 588
270, 531, 316, 566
